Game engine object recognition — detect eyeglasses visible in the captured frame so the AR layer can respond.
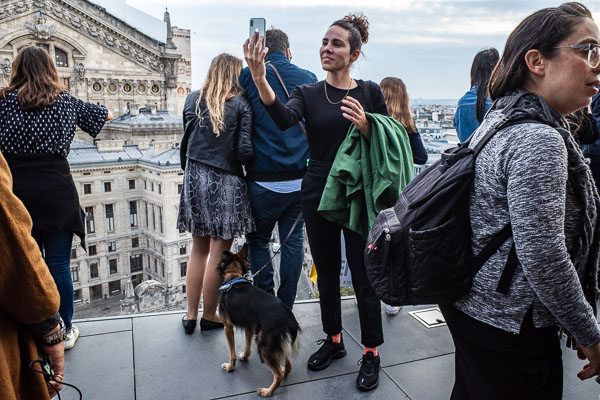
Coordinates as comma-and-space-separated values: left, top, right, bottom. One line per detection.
555, 43, 600, 68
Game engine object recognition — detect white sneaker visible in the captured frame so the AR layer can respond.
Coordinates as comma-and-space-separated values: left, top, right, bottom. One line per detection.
385, 305, 401, 316
64, 325, 79, 350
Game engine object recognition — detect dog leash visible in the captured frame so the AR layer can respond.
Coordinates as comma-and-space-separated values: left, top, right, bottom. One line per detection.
250, 212, 303, 280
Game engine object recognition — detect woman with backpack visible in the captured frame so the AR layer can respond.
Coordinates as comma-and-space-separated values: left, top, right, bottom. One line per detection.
454, 48, 499, 142
244, 13, 386, 391
440, 2, 600, 398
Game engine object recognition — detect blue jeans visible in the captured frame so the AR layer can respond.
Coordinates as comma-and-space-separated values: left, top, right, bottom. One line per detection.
32, 228, 74, 332
247, 182, 304, 309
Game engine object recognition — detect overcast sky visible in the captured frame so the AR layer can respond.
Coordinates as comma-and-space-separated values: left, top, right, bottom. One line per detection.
126, 0, 600, 100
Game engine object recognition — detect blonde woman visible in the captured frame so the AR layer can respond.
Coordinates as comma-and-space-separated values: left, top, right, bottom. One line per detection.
178, 53, 254, 333
379, 77, 427, 316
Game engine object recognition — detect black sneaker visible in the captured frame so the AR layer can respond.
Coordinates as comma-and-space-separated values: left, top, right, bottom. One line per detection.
356, 352, 380, 391
307, 335, 347, 371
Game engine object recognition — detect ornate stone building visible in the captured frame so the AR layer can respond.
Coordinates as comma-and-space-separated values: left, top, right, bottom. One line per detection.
68, 138, 192, 305
0, 0, 191, 115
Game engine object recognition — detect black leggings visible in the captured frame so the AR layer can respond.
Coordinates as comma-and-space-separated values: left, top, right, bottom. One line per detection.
302, 161, 383, 347
440, 304, 563, 400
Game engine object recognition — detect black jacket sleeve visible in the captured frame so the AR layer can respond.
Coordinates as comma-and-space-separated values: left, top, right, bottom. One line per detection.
409, 130, 428, 165
262, 86, 305, 131
236, 96, 254, 162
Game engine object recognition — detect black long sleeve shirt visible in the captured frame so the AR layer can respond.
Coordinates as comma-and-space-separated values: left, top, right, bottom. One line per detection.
264, 80, 388, 162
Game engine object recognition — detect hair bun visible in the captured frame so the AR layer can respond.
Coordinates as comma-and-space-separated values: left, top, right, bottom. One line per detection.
343, 12, 369, 44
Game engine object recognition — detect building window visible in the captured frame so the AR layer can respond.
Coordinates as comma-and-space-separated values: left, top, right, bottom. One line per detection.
104, 182, 112, 192
105, 204, 115, 232
36, 43, 50, 52
71, 266, 79, 282
55, 47, 68, 67
123, 83, 132, 93
131, 237, 139, 248
88, 244, 97, 256
92, 82, 102, 92
74, 289, 82, 302
108, 241, 116, 252
152, 205, 156, 230
144, 180, 147, 190
180, 261, 187, 277
151, 84, 160, 94
151, 182, 154, 192
90, 262, 99, 279
108, 82, 118, 93
182, 284, 186, 294
128, 179, 135, 189
158, 206, 163, 233
130, 201, 138, 227
130, 254, 143, 273
84, 183, 92, 194
85, 206, 95, 234
179, 244, 186, 255
161, 262, 165, 277
109, 258, 118, 275
71, 248, 77, 259
144, 202, 149, 227
158, 184, 162, 194
153, 258, 157, 273
177, 183, 182, 194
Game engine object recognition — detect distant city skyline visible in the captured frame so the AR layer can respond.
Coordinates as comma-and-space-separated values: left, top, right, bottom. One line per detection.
121, 0, 600, 99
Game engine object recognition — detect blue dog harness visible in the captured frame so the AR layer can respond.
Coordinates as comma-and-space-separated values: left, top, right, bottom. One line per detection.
219, 277, 252, 294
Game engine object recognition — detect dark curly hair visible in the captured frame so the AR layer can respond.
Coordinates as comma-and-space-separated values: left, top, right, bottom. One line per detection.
330, 12, 369, 54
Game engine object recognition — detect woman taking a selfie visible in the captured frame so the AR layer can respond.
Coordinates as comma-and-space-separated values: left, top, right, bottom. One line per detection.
0, 46, 112, 351
244, 13, 386, 391
178, 53, 254, 333
441, 2, 600, 398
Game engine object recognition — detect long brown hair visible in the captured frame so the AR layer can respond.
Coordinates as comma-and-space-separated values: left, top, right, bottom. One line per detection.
489, 2, 592, 100
0, 46, 66, 110
380, 77, 416, 133
196, 53, 243, 136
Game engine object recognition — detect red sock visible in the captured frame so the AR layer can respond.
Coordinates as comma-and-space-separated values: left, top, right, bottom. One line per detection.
364, 347, 378, 356
331, 333, 341, 343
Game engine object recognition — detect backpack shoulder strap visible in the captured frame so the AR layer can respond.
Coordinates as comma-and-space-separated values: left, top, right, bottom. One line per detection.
362, 80, 374, 113
266, 62, 307, 138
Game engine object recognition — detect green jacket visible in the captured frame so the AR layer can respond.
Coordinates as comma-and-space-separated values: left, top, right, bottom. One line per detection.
318, 113, 414, 238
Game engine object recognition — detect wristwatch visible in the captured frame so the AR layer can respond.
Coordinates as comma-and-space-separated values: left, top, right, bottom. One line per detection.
40, 318, 67, 345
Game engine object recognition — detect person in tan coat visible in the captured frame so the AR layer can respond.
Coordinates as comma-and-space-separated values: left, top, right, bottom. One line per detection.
0, 149, 66, 399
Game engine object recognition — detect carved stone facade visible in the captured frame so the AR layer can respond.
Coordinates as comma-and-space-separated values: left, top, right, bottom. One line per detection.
0, 0, 191, 115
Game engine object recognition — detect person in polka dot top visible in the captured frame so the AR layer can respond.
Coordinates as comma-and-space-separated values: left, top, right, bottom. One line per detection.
0, 46, 113, 350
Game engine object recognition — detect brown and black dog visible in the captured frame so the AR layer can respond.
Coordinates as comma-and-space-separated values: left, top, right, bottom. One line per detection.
217, 244, 301, 397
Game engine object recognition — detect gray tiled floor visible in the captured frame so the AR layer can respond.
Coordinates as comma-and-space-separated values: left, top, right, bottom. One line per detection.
61, 300, 599, 399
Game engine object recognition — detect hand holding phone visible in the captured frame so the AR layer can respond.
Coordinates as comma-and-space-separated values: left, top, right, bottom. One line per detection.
249, 18, 266, 52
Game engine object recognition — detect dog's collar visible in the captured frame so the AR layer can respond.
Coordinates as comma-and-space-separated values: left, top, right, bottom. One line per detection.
219, 277, 252, 294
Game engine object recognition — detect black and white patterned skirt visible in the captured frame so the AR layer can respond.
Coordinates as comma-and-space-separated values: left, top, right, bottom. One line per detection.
177, 160, 255, 239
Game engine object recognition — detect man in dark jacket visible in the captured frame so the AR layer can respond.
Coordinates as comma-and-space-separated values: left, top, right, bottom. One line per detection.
240, 29, 317, 309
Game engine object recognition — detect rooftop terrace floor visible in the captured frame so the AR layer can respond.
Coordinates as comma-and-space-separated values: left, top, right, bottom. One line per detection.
61, 299, 598, 399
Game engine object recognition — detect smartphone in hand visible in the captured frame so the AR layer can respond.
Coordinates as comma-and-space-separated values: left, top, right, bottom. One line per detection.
249, 18, 266, 51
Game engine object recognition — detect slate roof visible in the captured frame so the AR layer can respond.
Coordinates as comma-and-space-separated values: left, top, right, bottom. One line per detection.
68, 140, 180, 167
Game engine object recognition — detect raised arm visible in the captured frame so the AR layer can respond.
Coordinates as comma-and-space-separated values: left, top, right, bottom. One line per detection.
243, 31, 276, 106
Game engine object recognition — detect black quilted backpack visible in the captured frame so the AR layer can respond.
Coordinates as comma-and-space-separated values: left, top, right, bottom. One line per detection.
364, 110, 535, 306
